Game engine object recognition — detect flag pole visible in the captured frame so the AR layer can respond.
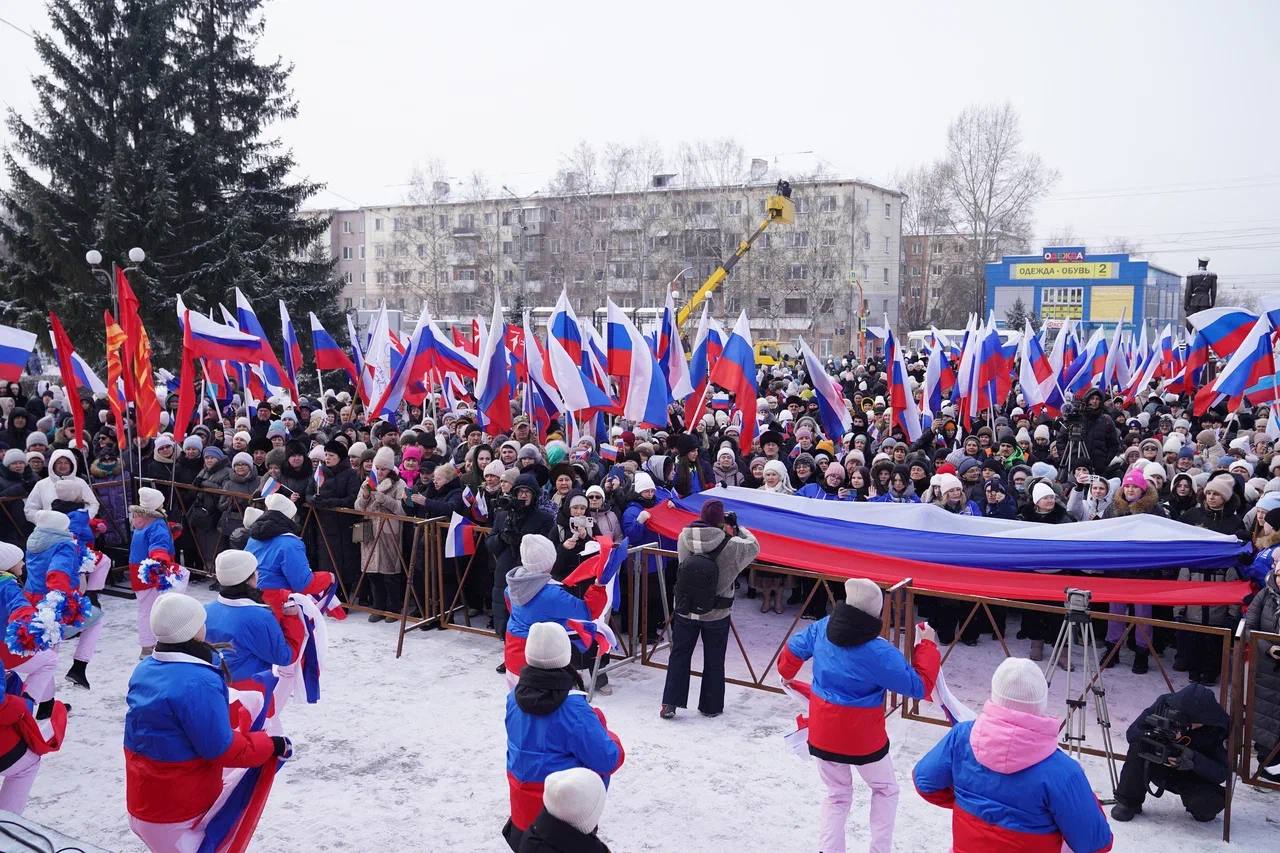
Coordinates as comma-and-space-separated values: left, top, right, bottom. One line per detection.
315, 368, 325, 399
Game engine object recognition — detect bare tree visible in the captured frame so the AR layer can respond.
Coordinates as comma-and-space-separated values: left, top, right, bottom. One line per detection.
940, 102, 1057, 316
1043, 227, 1078, 246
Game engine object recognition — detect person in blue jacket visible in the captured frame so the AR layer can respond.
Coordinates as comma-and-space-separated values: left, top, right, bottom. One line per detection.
246, 492, 338, 617
1245, 507, 1280, 587
129, 487, 177, 658
504, 622, 623, 852
125, 593, 290, 852
797, 463, 856, 501
913, 657, 1113, 853
930, 473, 980, 516
0, 543, 57, 721
203, 549, 293, 732
24, 510, 102, 690
976, 478, 1019, 519
503, 535, 606, 690
778, 578, 940, 853
620, 472, 674, 643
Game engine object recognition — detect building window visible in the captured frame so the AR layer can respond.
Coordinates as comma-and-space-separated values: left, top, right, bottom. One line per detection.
342, 220, 352, 234
821, 264, 836, 280
359, 245, 366, 259
394, 242, 407, 257
550, 239, 562, 255
884, 202, 891, 219
692, 201, 714, 215
789, 231, 809, 248
375, 271, 388, 284
672, 202, 684, 216
863, 233, 870, 250
591, 206, 606, 222
438, 214, 448, 228
785, 297, 808, 314
885, 236, 891, 254
374, 218, 383, 231
756, 296, 771, 311
793, 197, 810, 214
574, 269, 585, 284
549, 208, 559, 223
819, 195, 837, 212
931, 264, 942, 276
455, 269, 476, 281
392, 217, 404, 231
343, 272, 352, 284
341, 246, 352, 260
573, 238, 586, 253
418, 271, 428, 284
727, 200, 743, 215
502, 241, 512, 255
787, 264, 807, 280
594, 269, 605, 282
615, 203, 637, 218
417, 244, 426, 258
910, 265, 920, 276
343, 297, 353, 308
882, 268, 889, 283
951, 263, 962, 275
375, 244, 386, 259
503, 270, 514, 284
360, 272, 366, 284
484, 212, 496, 226
592, 238, 607, 253
393, 271, 410, 284
820, 231, 837, 247
458, 213, 475, 230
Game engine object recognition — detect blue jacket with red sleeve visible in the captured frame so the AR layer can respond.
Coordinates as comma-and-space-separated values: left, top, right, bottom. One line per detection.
23, 527, 79, 598
203, 596, 294, 683
778, 602, 939, 763
505, 667, 624, 832
124, 650, 275, 823
502, 568, 605, 676
246, 511, 319, 593
913, 701, 1113, 853
129, 516, 175, 591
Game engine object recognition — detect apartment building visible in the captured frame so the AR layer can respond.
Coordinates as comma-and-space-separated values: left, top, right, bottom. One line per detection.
312, 170, 903, 356
901, 230, 1028, 330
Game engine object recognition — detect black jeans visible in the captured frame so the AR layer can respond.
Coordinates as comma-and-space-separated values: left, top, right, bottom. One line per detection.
1115, 748, 1225, 821
662, 614, 730, 714
1176, 628, 1223, 683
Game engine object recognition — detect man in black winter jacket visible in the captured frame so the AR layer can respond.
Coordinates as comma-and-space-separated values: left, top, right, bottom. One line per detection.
489, 474, 556, 643
311, 440, 362, 601
1112, 684, 1230, 823
1056, 388, 1119, 474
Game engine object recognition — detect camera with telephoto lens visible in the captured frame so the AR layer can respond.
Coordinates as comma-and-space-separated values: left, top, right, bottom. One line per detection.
1135, 707, 1190, 765
724, 511, 738, 530
491, 494, 514, 513
1061, 401, 1085, 440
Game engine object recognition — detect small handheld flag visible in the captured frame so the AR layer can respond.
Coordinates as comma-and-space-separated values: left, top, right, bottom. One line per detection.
444, 512, 476, 558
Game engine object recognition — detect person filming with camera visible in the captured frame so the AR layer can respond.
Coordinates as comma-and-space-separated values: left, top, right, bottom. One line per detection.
1111, 683, 1230, 824
659, 499, 759, 720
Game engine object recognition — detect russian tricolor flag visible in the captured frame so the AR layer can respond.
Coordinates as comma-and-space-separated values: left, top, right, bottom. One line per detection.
0, 324, 37, 384
309, 312, 359, 388
708, 311, 759, 448
259, 477, 281, 498
656, 289, 693, 401
548, 289, 615, 414
885, 326, 923, 441
1187, 306, 1257, 359
48, 334, 108, 397
178, 297, 264, 364
279, 301, 303, 392
475, 291, 513, 435
685, 302, 726, 429
607, 300, 671, 429
235, 288, 295, 399
445, 512, 476, 558
797, 336, 851, 440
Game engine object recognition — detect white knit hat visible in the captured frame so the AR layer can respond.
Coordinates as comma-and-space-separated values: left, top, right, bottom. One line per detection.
524, 622, 571, 669
2, 448, 24, 467
242, 506, 263, 528
1033, 424, 1050, 442
1031, 482, 1056, 504
520, 535, 558, 574
632, 472, 656, 493
372, 446, 396, 470
990, 657, 1049, 715
0, 542, 22, 573
483, 460, 505, 478
264, 492, 296, 519
137, 486, 165, 513
1142, 461, 1166, 481
232, 452, 254, 468
348, 441, 368, 459
35, 510, 69, 532
215, 550, 258, 586
150, 593, 206, 644
934, 473, 962, 495
844, 578, 883, 618
542, 767, 607, 834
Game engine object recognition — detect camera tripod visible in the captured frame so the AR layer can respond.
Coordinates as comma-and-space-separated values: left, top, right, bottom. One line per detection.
1043, 588, 1119, 799
1058, 422, 1090, 482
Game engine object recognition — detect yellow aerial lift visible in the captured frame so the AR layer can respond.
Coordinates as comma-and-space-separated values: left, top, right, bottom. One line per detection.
674, 180, 796, 330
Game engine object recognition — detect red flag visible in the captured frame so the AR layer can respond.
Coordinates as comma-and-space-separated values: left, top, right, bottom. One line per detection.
173, 310, 198, 445
115, 268, 162, 439
48, 313, 85, 453
104, 311, 128, 449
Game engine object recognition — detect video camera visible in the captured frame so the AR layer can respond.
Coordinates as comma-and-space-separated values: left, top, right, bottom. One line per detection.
1135, 707, 1190, 765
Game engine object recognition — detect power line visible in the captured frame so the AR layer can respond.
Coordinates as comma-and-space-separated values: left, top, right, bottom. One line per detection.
0, 15, 36, 40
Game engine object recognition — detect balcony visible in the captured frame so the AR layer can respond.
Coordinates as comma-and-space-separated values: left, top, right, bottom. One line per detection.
452, 225, 479, 237
612, 217, 641, 232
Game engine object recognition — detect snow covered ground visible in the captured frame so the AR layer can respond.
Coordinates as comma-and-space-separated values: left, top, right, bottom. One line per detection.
24, 586, 1279, 852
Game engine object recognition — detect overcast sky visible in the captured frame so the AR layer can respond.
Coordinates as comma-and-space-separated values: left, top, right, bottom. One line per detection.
3, 0, 1278, 297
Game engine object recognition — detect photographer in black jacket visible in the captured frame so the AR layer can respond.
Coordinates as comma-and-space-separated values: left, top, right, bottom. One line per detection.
1111, 683, 1230, 823
488, 473, 556, 651
1055, 389, 1119, 474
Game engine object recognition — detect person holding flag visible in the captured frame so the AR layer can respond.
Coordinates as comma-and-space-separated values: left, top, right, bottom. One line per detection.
125, 593, 292, 853
129, 487, 181, 658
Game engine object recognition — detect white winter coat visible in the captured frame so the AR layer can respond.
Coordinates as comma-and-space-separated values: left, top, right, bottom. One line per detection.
24, 448, 99, 523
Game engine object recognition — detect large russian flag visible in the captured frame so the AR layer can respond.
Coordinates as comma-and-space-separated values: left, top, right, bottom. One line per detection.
178, 297, 264, 363
798, 336, 851, 439
1187, 306, 1256, 359
708, 311, 758, 447
606, 299, 670, 429
646, 488, 1250, 606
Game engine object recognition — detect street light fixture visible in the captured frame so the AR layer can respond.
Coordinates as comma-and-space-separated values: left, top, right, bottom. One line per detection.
85, 249, 103, 266
128, 247, 146, 264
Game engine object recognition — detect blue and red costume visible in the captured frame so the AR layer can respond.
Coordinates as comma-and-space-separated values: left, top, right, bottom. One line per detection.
22, 526, 79, 601
129, 516, 176, 592
913, 701, 1113, 852
505, 682, 623, 834
778, 604, 939, 762
503, 570, 606, 677
204, 598, 293, 685
124, 650, 276, 824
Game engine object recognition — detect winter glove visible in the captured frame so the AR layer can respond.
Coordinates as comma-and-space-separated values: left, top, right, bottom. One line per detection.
272, 736, 294, 759
636, 511, 650, 524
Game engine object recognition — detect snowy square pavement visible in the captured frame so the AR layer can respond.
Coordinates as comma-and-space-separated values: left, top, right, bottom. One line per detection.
27, 588, 1279, 851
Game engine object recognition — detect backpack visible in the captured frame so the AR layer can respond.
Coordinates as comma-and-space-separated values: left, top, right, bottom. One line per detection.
674, 535, 732, 616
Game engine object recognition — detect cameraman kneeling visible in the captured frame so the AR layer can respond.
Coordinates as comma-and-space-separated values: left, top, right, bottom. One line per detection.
1112, 683, 1229, 823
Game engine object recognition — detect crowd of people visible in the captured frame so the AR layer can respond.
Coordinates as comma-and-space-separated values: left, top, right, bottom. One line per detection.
0, 341, 1278, 850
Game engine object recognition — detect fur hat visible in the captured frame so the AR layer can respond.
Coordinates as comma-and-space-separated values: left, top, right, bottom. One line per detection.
524, 621, 571, 669
520, 535, 558, 574
1031, 482, 1057, 504
2, 448, 25, 467
0, 542, 22, 573
844, 578, 883, 618
990, 657, 1049, 716
150, 593, 206, 644
53, 478, 81, 502
215, 550, 258, 586
542, 767, 608, 835
265, 492, 297, 520
372, 446, 396, 471
25, 432, 47, 449
35, 510, 70, 532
